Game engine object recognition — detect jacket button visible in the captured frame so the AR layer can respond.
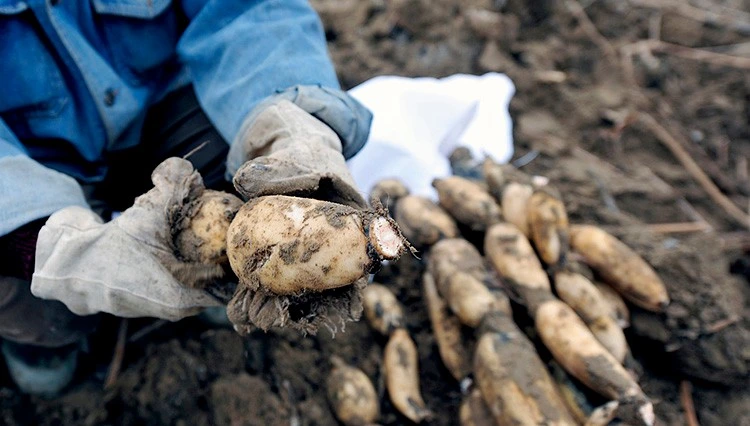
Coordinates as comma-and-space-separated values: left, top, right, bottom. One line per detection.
50, 0, 60, 5
104, 89, 117, 107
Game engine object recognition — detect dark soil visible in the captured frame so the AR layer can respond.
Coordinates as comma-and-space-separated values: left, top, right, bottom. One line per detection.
3, 0, 750, 425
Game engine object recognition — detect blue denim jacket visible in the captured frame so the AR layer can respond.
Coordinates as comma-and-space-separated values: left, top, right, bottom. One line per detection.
0, 0, 372, 235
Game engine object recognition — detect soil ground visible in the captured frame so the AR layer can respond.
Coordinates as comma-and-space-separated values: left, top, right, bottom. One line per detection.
3, 0, 750, 425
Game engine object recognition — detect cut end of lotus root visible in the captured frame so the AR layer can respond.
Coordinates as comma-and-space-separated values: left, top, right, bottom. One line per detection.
369, 216, 407, 260
638, 401, 655, 426
616, 395, 655, 426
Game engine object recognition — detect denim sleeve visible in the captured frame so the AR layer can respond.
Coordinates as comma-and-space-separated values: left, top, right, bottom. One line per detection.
177, 0, 372, 153
0, 119, 88, 236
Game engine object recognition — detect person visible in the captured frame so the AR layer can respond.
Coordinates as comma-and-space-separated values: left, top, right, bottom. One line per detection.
0, 0, 372, 396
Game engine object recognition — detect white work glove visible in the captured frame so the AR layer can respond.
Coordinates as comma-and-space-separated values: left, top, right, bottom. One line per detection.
228, 99, 367, 208
221, 99, 373, 333
31, 158, 223, 321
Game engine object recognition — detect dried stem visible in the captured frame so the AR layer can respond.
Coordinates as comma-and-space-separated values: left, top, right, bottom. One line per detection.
719, 231, 750, 251
630, 0, 750, 35
564, 0, 618, 63
639, 112, 750, 229
645, 222, 711, 234
104, 319, 129, 390
128, 319, 169, 343
680, 380, 700, 426
676, 198, 713, 231
622, 39, 750, 69
604, 221, 711, 235
704, 316, 739, 334
737, 157, 748, 182
588, 169, 620, 213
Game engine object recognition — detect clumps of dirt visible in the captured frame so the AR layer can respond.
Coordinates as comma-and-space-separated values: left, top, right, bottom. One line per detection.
618, 231, 750, 385
308, 203, 358, 229
695, 387, 750, 426
210, 374, 289, 426
311, 0, 495, 87
109, 329, 246, 425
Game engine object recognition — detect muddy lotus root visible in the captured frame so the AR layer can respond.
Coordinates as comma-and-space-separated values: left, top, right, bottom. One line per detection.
370, 178, 409, 212
423, 272, 472, 381
393, 195, 459, 248
474, 309, 576, 426
527, 187, 569, 266
326, 356, 380, 426
554, 271, 629, 363
174, 190, 244, 264
225, 195, 409, 333
171, 189, 244, 289
535, 299, 654, 426
362, 283, 405, 336
433, 176, 502, 231
384, 328, 432, 423
570, 225, 669, 312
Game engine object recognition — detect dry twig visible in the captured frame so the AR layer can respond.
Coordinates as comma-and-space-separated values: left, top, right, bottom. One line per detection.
680, 380, 700, 426
630, 0, 750, 35
639, 112, 750, 229
622, 39, 750, 69
104, 319, 129, 390
737, 157, 748, 182
128, 319, 169, 343
704, 316, 739, 334
564, 0, 619, 63
719, 231, 750, 251
659, 121, 745, 198
533, 70, 568, 84
645, 222, 711, 234
676, 198, 713, 231
604, 221, 711, 235
588, 169, 620, 213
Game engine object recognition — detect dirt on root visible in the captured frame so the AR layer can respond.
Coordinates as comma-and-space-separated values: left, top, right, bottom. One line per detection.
3, 0, 750, 425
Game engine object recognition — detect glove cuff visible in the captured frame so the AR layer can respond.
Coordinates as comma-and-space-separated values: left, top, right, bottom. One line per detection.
272, 85, 373, 159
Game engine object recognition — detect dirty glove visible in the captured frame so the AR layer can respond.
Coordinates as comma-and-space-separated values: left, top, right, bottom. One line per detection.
30, 158, 222, 321
227, 98, 367, 208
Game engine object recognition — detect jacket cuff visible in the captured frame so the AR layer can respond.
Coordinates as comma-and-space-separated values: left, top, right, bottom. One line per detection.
0, 156, 89, 236
226, 85, 373, 178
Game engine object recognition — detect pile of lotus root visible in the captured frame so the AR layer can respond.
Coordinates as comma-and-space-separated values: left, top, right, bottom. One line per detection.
172, 148, 669, 426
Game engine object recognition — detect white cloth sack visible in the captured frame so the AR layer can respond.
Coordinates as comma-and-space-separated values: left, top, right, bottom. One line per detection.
347, 73, 515, 199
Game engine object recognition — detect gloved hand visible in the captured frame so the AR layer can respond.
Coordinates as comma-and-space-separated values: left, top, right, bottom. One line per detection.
228, 99, 367, 208
30, 158, 223, 321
